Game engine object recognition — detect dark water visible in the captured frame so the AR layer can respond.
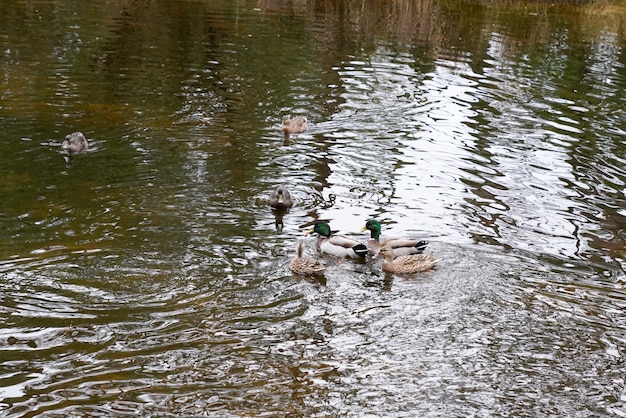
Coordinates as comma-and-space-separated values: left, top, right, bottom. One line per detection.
1, 0, 626, 416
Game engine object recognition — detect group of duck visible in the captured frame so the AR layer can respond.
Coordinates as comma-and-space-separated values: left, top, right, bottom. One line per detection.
271, 116, 440, 277
62, 119, 440, 276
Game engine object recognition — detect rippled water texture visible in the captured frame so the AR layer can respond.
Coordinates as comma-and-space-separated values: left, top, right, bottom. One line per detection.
1, 0, 626, 416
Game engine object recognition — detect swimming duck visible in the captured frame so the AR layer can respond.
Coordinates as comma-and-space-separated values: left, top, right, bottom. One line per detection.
362, 219, 428, 257
281, 115, 307, 140
62, 132, 89, 154
268, 186, 294, 209
377, 246, 440, 274
309, 221, 368, 259
289, 239, 326, 275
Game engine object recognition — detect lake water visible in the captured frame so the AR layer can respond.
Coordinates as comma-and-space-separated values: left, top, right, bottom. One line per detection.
1, 0, 626, 416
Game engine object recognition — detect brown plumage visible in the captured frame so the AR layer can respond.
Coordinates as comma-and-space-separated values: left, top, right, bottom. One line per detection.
289, 239, 325, 275
62, 132, 89, 154
377, 246, 440, 274
268, 186, 293, 209
281, 115, 307, 140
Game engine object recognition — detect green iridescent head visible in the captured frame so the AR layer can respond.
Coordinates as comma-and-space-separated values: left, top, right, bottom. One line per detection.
363, 219, 382, 240
310, 221, 332, 237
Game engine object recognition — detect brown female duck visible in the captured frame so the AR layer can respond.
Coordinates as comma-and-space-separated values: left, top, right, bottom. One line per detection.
62, 132, 89, 154
268, 186, 293, 209
289, 239, 325, 275
377, 246, 440, 274
281, 115, 307, 141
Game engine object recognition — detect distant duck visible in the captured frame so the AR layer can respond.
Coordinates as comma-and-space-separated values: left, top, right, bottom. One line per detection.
309, 221, 368, 259
377, 246, 440, 274
62, 132, 89, 154
362, 219, 428, 257
268, 186, 293, 209
281, 115, 307, 141
289, 239, 325, 275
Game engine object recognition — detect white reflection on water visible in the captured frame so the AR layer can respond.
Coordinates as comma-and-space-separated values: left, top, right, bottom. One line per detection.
1, 1, 626, 417
324, 42, 617, 261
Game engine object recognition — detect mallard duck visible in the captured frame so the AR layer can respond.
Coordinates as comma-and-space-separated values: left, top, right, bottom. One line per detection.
289, 239, 325, 275
61, 132, 89, 154
362, 219, 428, 257
376, 246, 440, 274
268, 186, 293, 209
281, 115, 307, 140
309, 221, 368, 259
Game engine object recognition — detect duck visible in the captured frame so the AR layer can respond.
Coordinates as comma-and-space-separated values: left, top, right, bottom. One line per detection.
362, 219, 428, 257
376, 246, 440, 274
281, 115, 307, 141
289, 239, 325, 275
308, 221, 368, 259
268, 186, 294, 209
61, 132, 89, 154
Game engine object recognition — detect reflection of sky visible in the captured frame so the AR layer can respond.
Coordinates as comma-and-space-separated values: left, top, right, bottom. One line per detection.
331, 37, 624, 259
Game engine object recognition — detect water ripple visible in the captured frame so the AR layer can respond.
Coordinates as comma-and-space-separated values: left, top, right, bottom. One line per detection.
2, 2, 626, 416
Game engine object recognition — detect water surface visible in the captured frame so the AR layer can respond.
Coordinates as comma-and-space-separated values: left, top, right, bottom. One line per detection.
1, 0, 626, 416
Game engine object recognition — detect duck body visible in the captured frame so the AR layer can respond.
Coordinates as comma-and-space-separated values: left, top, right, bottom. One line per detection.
289, 239, 325, 275
268, 186, 293, 209
377, 246, 440, 274
62, 132, 89, 154
362, 219, 428, 257
281, 115, 307, 140
309, 221, 368, 259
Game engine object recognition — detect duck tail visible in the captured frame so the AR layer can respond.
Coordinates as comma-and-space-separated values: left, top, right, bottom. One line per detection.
414, 240, 429, 253
353, 243, 368, 257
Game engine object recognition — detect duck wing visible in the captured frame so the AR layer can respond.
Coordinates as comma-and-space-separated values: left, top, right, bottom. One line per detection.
320, 235, 367, 258
380, 238, 428, 257
290, 257, 325, 275
393, 253, 440, 273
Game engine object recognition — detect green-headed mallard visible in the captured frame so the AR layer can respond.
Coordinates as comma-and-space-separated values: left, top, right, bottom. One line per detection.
377, 246, 440, 274
268, 186, 293, 209
289, 239, 325, 275
62, 132, 89, 154
309, 221, 368, 259
281, 115, 307, 140
362, 219, 428, 257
